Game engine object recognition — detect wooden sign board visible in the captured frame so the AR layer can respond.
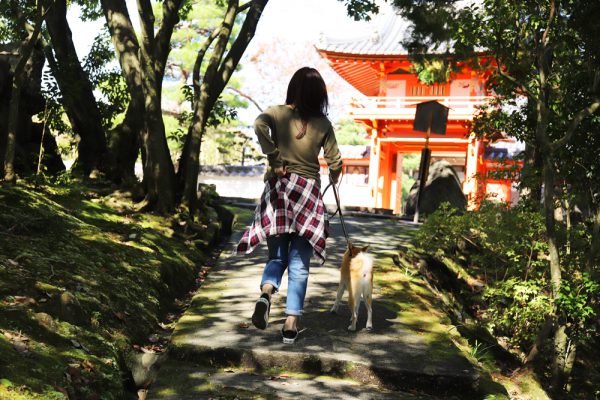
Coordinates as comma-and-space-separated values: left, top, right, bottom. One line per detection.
413, 100, 450, 135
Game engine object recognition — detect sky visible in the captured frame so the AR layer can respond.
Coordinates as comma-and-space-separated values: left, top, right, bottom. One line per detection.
251, 0, 373, 43
68, 0, 373, 57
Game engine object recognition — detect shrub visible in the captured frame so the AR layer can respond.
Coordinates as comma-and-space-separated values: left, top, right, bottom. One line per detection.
414, 201, 598, 351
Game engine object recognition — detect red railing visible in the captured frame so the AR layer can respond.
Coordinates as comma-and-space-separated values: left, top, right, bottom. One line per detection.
349, 96, 492, 121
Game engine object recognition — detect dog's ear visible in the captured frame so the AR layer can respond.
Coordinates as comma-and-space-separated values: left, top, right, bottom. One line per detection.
361, 245, 370, 253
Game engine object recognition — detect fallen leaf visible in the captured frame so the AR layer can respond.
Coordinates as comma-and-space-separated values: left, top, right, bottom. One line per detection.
140, 347, 155, 354
3, 330, 30, 354
12, 340, 29, 354
53, 386, 69, 397
113, 311, 127, 322
82, 360, 95, 372
158, 322, 173, 331
146, 343, 166, 352
238, 322, 249, 329
1, 330, 14, 340
13, 296, 36, 306
7, 259, 19, 267
66, 364, 82, 382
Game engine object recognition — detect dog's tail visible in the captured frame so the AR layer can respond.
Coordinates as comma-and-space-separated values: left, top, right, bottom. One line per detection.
350, 252, 374, 278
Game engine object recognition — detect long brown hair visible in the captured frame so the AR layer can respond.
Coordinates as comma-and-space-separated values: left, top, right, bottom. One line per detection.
285, 67, 329, 122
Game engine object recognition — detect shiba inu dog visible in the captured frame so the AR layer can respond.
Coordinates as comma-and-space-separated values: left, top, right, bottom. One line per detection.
330, 242, 374, 331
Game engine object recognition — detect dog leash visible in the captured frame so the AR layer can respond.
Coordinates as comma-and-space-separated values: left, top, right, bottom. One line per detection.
323, 175, 351, 250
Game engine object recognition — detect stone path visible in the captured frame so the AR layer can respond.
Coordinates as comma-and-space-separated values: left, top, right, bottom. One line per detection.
149, 214, 480, 399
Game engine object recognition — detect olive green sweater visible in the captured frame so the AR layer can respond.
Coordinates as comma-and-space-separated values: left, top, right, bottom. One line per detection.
254, 105, 342, 182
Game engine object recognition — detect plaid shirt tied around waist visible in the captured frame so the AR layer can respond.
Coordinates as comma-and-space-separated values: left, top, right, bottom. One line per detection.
234, 173, 329, 263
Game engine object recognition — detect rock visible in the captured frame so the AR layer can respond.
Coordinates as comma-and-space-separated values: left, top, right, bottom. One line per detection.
59, 291, 85, 325
215, 204, 235, 238
405, 160, 467, 216
418, 259, 429, 275
35, 312, 57, 331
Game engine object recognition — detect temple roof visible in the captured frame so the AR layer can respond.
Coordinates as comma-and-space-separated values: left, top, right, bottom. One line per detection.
315, 7, 451, 95
316, 11, 413, 56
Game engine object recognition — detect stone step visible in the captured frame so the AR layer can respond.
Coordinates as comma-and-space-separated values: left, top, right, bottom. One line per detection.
165, 295, 478, 398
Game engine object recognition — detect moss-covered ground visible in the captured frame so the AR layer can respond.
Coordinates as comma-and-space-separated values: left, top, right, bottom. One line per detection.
0, 180, 218, 399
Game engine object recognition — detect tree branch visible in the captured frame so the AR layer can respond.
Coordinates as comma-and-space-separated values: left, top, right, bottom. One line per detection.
100, 0, 145, 107
198, 0, 238, 103
208, 0, 268, 111
541, 0, 557, 47
155, 0, 184, 75
494, 57, 536, 100
236, 1, 252, 15
15, 1, 51, 78
227, 86, 263, 111
192, 27, 220, 93
551, 69, 600, 150
551, 95, 600, 150
136, 0, 156, 60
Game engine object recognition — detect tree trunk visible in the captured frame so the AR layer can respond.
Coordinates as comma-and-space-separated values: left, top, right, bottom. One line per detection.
563, 341, 577, 393
101, 0, 146, 184
178, 0, 268, 214
3, 3, 47, 182
542, 156, 562, 297
520, 142, 543, 205
139, 65, 175, 212
525, 314, 554, 365
540, 128, 568, 391
551, 324, 569, 392
45, 0, 107, 176
107, 98, 142, 183
101, 0, 183, 211
589, 206, 600, 272
179, 98, 208, 213
3, 75, 23, 182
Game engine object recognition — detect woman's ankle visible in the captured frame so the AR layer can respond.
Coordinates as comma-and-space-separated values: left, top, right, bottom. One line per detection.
283, 316, 298, 331
261, 284, 274, 299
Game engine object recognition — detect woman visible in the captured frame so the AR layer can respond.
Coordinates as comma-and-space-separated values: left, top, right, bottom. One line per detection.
235, 67, 342, 344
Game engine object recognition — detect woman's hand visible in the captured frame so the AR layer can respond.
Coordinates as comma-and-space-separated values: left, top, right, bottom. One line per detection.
274, 166, 287, 177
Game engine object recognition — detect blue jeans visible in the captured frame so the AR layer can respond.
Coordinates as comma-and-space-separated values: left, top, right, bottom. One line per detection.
261, 234, 313, 316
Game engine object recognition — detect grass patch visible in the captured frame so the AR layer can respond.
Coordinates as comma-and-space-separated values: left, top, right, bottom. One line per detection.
0, 180, 213, 399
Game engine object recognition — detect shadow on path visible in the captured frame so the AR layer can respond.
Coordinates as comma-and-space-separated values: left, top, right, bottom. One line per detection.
149, 216, 480, 399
